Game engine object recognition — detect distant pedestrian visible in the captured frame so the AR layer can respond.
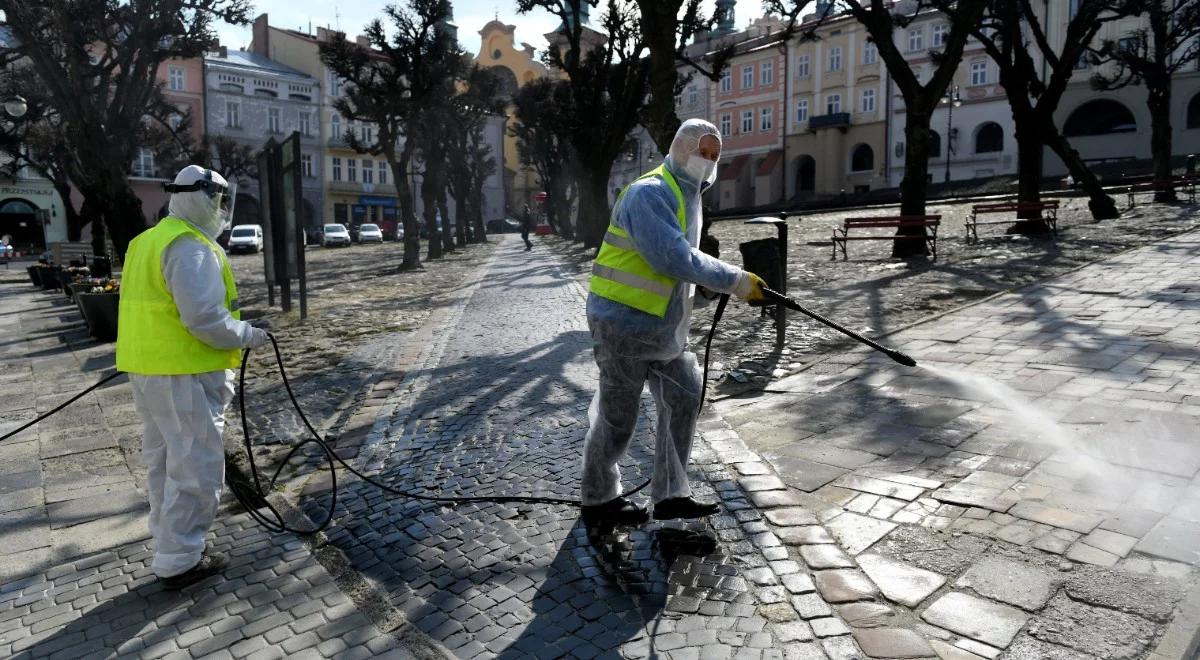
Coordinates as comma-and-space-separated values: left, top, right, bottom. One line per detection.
521, 204, 534, 251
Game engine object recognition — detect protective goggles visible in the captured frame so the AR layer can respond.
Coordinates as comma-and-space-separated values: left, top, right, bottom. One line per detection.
163, 169, 231, 210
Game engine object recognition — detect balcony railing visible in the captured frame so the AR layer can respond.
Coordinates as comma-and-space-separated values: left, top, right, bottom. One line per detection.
809, 112, 850, 131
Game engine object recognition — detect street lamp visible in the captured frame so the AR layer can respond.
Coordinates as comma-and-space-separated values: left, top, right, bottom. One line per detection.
942, 85, 962, 183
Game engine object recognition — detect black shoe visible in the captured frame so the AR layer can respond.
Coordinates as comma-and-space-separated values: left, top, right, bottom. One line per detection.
654, 497, 720, 520
581, 496, 649, 525
161, 552, 228, 590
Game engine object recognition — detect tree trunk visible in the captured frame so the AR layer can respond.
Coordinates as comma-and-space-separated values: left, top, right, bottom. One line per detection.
1044, 125, 1120, 220
470, 186, 487, 243
1008, 114, 1052, 235
392, 148, 422, 271
94, 181, 146, 261
55, 181, 86, 242
576, 169, 611, 248
637, 0, 684, 155
894, 111, 932, 257
421, 167, 443, 261
1148, 83, 1176, 203
88, 202, 106, 257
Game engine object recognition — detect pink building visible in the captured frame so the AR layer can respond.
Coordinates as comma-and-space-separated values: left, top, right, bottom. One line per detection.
128, 57, 207, 225
710, 20, 787, 210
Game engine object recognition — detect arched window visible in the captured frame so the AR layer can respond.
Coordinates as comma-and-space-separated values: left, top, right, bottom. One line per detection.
1063, 99, 1137, 136
850, 144, 874, 172
975, 122, 1004, 153
928, 130, 942, 158
1187, 93, 1200, 129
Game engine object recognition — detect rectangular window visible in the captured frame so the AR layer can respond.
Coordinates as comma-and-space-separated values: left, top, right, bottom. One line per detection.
378, 162, 388, 185
741, 65, 754, 90
720, 113, 732, 136
826, 93, 841, 115
331, 157, 342, 182
301, 153, 313, 178
687, 86, 697, 106
360, 123, 373, 143
225, 101, 240, 129
347, 158, 357, 182
761, 60, 774, 85
331, 114, 341, 140
168, 66, 185, 91
908, 28, 924, 52
860, 89, 876, 113
796, 99, 809, 123
932, 23, 950, 48
362, 160, 373, 184
133, 148, 155, 178
760, 106, 773, 131
741, 110, 753, 133
828, 47, 842, 71
970, 60, 988, 85
720, 70, 732, 93
797, 54, 810, 78
268, 107, 280, 133
327, 70, 341, 97
299, 112, 311, 136
863, 42, 877, 65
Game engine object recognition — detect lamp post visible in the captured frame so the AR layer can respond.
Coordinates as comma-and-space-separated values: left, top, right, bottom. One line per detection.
942, 85, 961, 183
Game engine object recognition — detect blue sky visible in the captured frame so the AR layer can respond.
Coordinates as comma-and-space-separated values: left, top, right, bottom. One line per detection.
216, 1, 765, 59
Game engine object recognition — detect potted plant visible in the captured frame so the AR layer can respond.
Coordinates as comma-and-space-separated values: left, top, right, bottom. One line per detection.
61, 266, 91, 299
38, 264, 61, 291
76, 279, 120, 342
27, 264, 42, 287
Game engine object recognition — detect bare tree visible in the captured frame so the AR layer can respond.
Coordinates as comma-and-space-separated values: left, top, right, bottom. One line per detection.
0, 0, 251, 258
972, 0, 1130, 228
320, 0, 458, 270
445, 66, 506, 244
1090, 0, 1200, 201
511, 77, 578, 239
516, 0, 652, 247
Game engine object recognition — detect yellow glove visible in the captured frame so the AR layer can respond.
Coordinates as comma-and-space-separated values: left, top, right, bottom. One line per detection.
737, 272, 769, 304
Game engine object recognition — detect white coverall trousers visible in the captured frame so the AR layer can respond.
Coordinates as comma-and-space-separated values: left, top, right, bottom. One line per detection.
131, 370, 234, 577
580, 345, 703, 506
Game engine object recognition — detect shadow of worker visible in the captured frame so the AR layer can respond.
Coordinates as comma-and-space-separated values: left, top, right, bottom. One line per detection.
497, 518, 718, 659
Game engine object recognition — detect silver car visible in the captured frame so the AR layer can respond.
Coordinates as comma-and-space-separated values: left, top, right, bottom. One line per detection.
322, 223, 351, 247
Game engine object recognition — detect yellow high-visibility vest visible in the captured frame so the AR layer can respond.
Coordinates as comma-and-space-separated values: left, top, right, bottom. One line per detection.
115, 216, 241, 375
589, 165, 687, 318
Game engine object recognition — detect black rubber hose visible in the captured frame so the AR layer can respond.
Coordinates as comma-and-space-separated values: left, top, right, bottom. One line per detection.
759, 286, 918, 367
227, 292, 732, 534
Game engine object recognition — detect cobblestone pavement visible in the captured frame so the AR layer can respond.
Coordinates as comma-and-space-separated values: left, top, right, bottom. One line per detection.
712, 230, 1200, 659
303, 236, 871, 658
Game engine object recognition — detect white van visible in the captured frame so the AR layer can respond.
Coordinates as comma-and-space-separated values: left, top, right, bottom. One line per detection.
227, 225, 264, 254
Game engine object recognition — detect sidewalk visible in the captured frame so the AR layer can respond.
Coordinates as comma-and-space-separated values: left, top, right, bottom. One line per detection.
714, 230, 1200, 658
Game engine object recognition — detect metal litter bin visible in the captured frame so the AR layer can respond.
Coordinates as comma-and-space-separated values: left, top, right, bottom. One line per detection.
739, 216, 789, 344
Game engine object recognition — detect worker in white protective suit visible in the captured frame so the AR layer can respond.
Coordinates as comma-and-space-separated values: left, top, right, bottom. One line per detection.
582, 119, 767, 524
116, 165, 269, 589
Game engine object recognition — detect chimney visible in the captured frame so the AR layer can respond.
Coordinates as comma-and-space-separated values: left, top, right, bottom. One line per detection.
250, 13, 269, 56
317, 26, 332, 42
356, 35, 370, 48
219, 45, 228, 58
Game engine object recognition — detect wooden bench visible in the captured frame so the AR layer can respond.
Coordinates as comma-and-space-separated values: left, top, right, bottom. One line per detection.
1115, 178, 1197, 207
831, 215, 941, 261
968, 201, 1059, 242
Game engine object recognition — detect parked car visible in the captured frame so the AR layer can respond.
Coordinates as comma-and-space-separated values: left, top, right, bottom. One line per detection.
485, 217, 522, 234
322, 223, 351, 247
358, 223, 384, 244
227, 225, 264, 254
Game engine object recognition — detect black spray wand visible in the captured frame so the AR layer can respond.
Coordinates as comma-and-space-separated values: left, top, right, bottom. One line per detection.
760, 287, 919, 368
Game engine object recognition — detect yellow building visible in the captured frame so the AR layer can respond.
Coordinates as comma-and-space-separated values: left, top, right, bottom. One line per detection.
473, 20, 550, 214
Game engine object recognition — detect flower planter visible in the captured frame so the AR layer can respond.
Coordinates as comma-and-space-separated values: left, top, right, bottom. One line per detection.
76, 292, 119, 342
27, 265, 42, 287
39, 266, 61, 291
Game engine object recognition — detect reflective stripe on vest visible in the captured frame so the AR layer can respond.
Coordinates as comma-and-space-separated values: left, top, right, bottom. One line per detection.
115, 216, 242, 375
588, 165, 686, 318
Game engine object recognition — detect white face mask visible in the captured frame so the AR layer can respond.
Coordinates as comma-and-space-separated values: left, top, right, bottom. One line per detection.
683, 154, 718, 186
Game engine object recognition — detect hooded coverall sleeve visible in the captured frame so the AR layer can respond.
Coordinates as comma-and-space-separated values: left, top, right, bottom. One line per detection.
162, 236, 257, 350
620, 183, 743, 294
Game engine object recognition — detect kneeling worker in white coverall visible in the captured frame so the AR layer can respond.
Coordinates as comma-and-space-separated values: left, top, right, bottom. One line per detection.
582, 119, 767, 524
116, 165, 269, 589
